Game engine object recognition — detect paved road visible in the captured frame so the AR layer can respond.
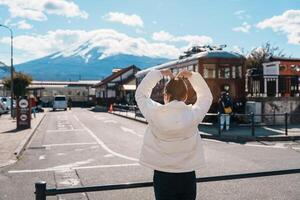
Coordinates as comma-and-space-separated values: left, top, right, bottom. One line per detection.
0, 108, 300, 200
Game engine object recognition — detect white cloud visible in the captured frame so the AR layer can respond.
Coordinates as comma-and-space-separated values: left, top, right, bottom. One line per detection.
0, 0, 88, 21
257, 9, 300, 45
152, 31, 174, 41
152, 30, 213, 48
103, 12, 143, 27
233, 22, 251, 33
0, 29, 183, 64
234, 10, 251, 20
12, 20, 33, 30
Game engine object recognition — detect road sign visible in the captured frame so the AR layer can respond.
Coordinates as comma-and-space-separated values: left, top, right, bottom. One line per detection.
17, 96, 31, 129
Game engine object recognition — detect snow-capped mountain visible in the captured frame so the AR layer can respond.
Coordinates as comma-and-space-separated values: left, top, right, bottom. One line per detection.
5, 40, 170, 81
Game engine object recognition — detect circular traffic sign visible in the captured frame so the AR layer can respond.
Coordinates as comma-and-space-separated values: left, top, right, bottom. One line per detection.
20, 114, 28, 121
19, 99, 29, 108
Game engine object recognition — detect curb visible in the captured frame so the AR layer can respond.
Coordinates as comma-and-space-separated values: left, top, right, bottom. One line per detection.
109, 112, 300, 142
110, 112, 147, 124
14, 113, 46, 160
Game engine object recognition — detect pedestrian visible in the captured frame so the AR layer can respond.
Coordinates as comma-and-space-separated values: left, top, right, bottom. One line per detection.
135, 69, 213, 200
218, 91, 233, 131
68, 97, 72, 110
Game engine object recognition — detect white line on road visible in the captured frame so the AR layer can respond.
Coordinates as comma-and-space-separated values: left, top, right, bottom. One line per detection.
46, 129, 85, 133
8, 159, 94, 173
43, 143, 97, 147
73, 114, 138, 162
39, 155, 45, 160
262, 127, 285, 134
103, 119, 118, 124
120, 126, 142, 138
8, 163, 140, 173
94, 116, 108, 120
202, 138, 288, 149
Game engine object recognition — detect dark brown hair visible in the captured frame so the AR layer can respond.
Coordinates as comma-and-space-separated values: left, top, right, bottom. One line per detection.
164, 77, 188, 102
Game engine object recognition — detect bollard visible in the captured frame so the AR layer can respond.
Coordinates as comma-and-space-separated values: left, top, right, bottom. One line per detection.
285, 112, 288, 136
218, 112, 221, 135
35, 181, 47, 200
251, 112, 255, 136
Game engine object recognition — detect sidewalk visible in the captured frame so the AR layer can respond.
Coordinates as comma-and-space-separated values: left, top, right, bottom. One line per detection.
110, 111, 300, 142
0, 112, 46, 168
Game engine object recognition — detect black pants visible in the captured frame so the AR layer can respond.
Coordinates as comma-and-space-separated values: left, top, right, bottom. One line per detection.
153, 170, 196, 200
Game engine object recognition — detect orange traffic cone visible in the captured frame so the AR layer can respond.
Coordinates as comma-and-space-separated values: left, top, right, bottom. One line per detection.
108, 104, 113, 113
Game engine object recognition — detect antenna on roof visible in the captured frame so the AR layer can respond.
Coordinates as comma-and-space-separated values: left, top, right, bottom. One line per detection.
179, 44, 227, 59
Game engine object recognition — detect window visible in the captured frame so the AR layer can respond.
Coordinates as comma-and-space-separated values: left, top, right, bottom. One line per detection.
291, 65, 300, 72
203, 64, 216, 78
279, 65, 287, 71
236, 66, 242, 78
194, 64, 199, 72
232, 66, 242, 79
218, 65, 231, 79
172, 68, 179, 75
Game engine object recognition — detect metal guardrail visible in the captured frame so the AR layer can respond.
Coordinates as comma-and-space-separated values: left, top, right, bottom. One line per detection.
111, 104, 300, 137
35, 168, 300, 200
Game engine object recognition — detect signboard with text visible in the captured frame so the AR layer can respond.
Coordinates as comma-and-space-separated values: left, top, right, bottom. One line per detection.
17, 97, 31, 129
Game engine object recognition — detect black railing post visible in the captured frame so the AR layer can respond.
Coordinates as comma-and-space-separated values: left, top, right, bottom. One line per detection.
35, 181, 47, 200
285, 112, 288, 136
251, 112, 255, 136
218, 112, 221, 135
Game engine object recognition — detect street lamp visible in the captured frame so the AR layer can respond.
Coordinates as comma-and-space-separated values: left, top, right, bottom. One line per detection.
0, 24, 14, 118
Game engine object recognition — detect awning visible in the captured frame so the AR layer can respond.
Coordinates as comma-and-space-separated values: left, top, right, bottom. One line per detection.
122, 84, 136, 91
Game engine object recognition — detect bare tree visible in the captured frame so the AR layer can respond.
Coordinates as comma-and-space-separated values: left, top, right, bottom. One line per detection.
245, 42, 285, 72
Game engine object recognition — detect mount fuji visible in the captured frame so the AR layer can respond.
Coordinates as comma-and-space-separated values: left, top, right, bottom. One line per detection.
1, 41, 170, 81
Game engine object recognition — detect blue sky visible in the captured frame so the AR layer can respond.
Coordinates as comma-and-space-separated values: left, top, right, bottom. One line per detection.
0, 0, 299, 64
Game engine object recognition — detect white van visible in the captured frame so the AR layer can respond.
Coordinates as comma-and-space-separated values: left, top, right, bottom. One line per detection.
53, 95, 67, 111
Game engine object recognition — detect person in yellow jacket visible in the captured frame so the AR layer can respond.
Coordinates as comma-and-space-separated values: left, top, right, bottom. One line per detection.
135, 69, 213, 200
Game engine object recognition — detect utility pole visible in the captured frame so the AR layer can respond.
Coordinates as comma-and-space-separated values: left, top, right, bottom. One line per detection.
0, 24, 14, 118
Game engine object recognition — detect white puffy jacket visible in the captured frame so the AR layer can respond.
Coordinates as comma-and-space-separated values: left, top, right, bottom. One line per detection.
135, 70, 213, 173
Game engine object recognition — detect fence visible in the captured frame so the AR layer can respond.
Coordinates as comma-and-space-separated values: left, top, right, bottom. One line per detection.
111, 104, 300, 137
35, 168, 300, 200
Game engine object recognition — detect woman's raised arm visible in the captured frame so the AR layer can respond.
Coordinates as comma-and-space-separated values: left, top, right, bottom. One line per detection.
135, 70, 163, 120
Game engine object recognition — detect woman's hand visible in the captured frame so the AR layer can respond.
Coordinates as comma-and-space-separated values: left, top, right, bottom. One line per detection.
177, 70, 192, 79
160, 69, 175, 78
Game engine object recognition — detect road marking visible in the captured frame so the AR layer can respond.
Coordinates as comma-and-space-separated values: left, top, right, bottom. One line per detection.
8, 159, 94, 173
8, 163, 140, 173
46, 129, 85, 133
103, 119, 118, 124
202, 138, 288, 149
262, 127, 285, 134
73, 114, 138, 162
43, 143, 97, 147
75, 148, 84, 152
94, 116, 108, 120
242, 143, 287, 149
104, 154, 114, 158
39, 155, 45, 160
57, 153, 66, 156
120, 126, 142, 138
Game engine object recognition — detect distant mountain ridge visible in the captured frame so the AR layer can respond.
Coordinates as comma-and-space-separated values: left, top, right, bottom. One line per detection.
0, 39, 170, 81
11, 53, 169, 81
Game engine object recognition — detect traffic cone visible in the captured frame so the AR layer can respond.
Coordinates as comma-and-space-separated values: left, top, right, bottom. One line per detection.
108, 104, 113, 112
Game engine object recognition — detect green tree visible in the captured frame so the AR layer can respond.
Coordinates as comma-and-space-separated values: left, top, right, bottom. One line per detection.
245, 42, 285, 72
3, 72, 32, 97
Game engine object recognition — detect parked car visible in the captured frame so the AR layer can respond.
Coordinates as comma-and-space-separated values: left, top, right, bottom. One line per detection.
0, 97, 9, 113
0, 101, 6, 115
53, 95, 67, 111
